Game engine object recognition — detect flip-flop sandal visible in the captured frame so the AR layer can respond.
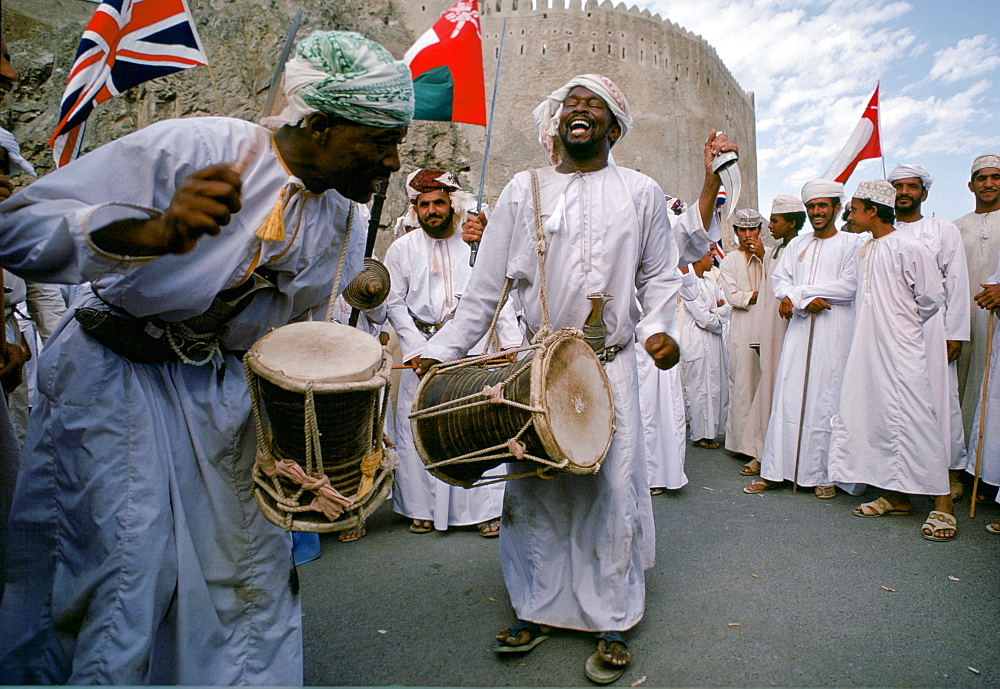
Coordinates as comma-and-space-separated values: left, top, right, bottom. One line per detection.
852, 496, 911, 517
338, 527, 366, 542
478, 520, 500, 538
585, 651, 626, 685
814, 486, 836, 499
921, 510, 957, 541
739, 460, 760, 476
650, 488, 664, 496
409, 520, 433, 533
986, 518, 1000, 535
586, 633, 630, 685
743, 478, 775, 494
493, 620, 549, 654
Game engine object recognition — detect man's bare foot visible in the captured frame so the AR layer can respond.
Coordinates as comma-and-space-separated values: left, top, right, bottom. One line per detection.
597, 634, 631, 666
478, 519, 500, 537
494, 620, 550, 653
409, 519, 433, 533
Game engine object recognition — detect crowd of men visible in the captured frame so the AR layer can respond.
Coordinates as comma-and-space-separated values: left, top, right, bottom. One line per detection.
692, 160, 1000, 546
0, 25, 998, 686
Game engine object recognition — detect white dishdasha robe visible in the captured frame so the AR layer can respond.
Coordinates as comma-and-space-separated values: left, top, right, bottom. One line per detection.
828, 231, 947, 495
896, 216, 969, 470
383, 228, 520, 529
423, 164, 710, 631
680, 272, 730, 441
760, 232, 861, 487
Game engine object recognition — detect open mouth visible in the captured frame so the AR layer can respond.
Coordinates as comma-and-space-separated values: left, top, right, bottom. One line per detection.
568, 117, 592, 136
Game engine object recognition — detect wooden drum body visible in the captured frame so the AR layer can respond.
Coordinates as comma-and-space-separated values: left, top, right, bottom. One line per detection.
410, 329, 615, 487
245, 321, 396, 532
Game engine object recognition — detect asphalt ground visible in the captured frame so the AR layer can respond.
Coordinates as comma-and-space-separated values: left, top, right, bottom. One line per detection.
299, 440, 1000, 687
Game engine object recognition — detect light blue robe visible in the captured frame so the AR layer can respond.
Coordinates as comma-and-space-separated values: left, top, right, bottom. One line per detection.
0, 117, 365, 684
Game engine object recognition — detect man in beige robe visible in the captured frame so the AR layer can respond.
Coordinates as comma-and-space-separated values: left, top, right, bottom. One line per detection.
719, 209, 764, 458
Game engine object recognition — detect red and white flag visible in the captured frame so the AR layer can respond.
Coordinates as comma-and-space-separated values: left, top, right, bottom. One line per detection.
50, 0, 208, 167
822, 84, 882, 184
404, 0, 486, 126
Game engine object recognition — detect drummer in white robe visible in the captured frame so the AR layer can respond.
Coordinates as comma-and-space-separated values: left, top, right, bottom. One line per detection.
719, 209, 765, 457
888, 164, 970, 500
956, 154, 1000, 461
384, 169, 520, 536
737, 195, 804, 476
969, 254, 1000, 533
828, 180, 955, 541
0, 31, 413, 684
416, 74, 736, 679
746, 181, 862, 498
679, 251, 730, 447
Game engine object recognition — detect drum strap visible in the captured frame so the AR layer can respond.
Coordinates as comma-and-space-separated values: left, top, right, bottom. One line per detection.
529, 169, 551, 341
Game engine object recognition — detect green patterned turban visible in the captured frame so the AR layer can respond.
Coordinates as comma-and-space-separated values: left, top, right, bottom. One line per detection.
268, 31, 413, 129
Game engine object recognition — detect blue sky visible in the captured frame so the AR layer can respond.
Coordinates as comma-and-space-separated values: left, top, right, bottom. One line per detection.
627, 0, 1000, 221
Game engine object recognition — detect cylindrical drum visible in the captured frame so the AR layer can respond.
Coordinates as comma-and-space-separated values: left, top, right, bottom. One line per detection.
411, 330, 615, 487
246, 321, 396, 532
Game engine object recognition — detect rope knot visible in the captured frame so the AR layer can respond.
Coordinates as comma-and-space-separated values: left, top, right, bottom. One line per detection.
481, 383, 506, 404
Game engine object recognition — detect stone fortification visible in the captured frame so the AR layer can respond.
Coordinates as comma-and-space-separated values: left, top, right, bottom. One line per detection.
402, 0, 757, 219
2, 0, 756, 252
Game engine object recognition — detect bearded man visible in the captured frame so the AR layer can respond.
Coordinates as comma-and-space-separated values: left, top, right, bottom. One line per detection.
746, 181, 862, 498
0, 31, 412, 684
888, 164, 970, 500
414, 73, 736, 682
384, 169, 520, 537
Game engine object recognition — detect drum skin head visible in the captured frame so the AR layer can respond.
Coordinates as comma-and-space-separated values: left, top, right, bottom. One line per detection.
248, 321, 382, 391
532, 334, 615, 471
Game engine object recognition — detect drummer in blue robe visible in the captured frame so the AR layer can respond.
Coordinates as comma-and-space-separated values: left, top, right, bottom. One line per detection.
0, 31, 412, 685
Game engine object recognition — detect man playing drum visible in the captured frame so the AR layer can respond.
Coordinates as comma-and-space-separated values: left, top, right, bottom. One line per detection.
0, 31, 412, 685
384, 169, 520, 536
415, 74, 737, 682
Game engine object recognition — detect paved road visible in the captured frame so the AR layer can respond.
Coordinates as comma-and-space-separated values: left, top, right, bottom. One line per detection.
300, 442, 999, 687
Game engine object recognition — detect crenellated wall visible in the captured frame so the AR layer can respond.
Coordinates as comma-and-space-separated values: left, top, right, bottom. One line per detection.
401, 0, 757, 214
2, 0, 757, 249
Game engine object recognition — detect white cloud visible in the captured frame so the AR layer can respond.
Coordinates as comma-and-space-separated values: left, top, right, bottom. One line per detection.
928, 35, 1000, 84
629, 0, 1000, 216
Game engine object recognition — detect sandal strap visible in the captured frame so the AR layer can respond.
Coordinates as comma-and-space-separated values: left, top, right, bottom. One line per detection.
596, 630, 627, 647
508, 619, 542, 637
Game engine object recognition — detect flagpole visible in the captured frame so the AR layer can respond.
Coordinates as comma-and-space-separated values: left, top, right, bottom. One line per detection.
469, 18, 507, 267
260, 10, 304, 119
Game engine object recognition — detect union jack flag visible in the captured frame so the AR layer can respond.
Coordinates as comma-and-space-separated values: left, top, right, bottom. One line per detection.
50, 0, 208, 167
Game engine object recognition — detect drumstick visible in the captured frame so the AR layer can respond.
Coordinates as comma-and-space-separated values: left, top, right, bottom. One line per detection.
392, 357, 514, 370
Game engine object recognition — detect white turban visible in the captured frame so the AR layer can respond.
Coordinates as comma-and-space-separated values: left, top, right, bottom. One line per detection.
532, 74, 632, 165
801, 179, 844, 205
771, 194, 804, 215
887, 164, 933, 190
